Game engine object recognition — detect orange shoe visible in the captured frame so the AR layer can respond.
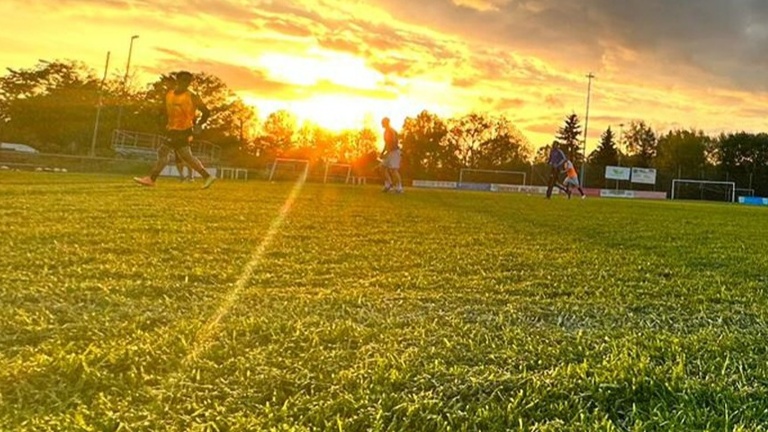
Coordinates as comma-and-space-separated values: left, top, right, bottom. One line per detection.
133, 176, 155, 187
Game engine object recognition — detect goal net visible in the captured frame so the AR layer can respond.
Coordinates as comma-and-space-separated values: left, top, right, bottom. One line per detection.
458, 169, 527, 186
671, 179, 736, 203
324, 163, 352, 184
268, 158, 309, 182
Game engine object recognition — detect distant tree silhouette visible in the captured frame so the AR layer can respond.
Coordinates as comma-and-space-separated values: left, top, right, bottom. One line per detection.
554, 113, 583, 163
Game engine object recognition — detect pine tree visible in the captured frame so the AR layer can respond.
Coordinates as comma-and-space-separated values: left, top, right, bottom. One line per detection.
554, 113, 583, 163
588, 127, 619, 167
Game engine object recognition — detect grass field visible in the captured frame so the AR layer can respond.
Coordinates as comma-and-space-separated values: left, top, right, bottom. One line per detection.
2, 172, 768, 431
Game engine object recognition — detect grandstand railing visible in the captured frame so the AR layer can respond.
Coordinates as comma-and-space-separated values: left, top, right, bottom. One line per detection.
111, 129, 220, 163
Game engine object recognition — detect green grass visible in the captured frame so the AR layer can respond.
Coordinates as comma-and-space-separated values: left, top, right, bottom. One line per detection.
2, 171, 768, 431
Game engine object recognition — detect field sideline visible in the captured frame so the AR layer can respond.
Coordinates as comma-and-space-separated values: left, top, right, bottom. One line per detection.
2, 172, 768, 431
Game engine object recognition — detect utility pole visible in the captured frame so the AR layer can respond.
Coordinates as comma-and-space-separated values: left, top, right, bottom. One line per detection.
116, 35, 139, 130
618, 123, 624, 166
90, 51, 111, 157
581, 72, 595, 184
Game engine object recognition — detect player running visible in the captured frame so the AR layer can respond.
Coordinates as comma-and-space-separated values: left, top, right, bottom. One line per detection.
562, 159, 586, 199
380, 117, 403, 193
545, 143, 569, 198
133, 71, 216, 189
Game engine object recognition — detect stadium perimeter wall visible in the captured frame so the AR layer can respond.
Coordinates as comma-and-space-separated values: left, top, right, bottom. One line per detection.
412, 180, 667, 200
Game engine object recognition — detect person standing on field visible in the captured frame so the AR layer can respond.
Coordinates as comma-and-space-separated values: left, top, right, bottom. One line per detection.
380, 117, 403, 193
546, 142, 568, 198
133, 71, 216, 189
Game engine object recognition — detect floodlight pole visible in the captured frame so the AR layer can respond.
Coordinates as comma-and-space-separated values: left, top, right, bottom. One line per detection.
581, 72, 595, 184
90, 51, 111, 157
618, 123, 624, 166
616, 123, 624, 190
116, 35, 139, 130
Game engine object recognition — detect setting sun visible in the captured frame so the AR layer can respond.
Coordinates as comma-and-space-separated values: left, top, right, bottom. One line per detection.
244, 94, 390, 132
257, 49, 383, 90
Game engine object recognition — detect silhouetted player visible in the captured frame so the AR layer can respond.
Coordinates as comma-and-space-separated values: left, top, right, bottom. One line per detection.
546, 143, 568, 198
133, 71, 215, 189
380, 117, 403, 193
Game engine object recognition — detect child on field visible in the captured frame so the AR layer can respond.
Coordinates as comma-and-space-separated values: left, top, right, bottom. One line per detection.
562, 159, 586, 199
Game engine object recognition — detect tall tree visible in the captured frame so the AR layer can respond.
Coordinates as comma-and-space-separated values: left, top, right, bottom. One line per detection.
400, 110, 454, 179
587, 127, 620, 186
655, 129, 709, 179
0, 59, 103, 153
475, 116, 531, 169
715, 132, 768, 194
255, 110, 297, 157
624, 120, 657, 167
335, 127, 377, 163
443, 112, 492, 168
588, 127, 619, 167
554, 113, 583, 163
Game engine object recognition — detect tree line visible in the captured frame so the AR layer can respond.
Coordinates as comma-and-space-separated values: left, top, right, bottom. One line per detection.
553, 114, 768, 195
1, 59, 766, 194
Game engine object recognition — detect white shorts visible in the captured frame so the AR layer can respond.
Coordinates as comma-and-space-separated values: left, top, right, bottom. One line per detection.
564, 176, 580, 187
383, 149, 401, 170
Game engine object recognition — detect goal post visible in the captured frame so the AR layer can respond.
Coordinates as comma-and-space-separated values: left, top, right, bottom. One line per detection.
220, 167, 248, 180
323, 162, 352, 184
269, 158, 309, 182
458, 168, 527, 186
671, 179, 736, 203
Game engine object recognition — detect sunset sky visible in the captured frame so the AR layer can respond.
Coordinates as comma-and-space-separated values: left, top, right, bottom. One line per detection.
2, 0, 768, 151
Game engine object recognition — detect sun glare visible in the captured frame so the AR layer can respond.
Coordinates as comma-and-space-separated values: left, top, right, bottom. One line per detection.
292, 95, 377, 131
243, 49, 460, 133
257, 49, 382, 90
244, 94, 396, 132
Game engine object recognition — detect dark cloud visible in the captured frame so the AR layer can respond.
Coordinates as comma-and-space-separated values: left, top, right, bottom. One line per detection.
373, 0, 768, 91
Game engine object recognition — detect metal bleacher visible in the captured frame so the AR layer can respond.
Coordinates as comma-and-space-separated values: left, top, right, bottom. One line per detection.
111, 129, 220, 164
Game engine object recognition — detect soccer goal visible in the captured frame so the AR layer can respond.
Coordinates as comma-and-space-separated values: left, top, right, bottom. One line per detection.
736, 188, 755, 198
324, 162, 352, 184
220, 167, 248, 181
268, 158, 309, 182
671, 179, 736, 203
458, 169, 527, 186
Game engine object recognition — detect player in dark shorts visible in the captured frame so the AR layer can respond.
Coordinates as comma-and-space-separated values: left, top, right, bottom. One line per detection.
546, 143, 569, 198
133, 71, 215, 189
